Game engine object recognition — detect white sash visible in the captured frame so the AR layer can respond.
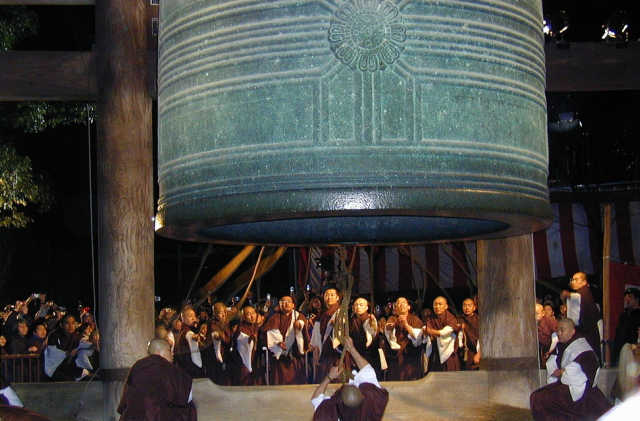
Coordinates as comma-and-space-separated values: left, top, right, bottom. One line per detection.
435, 326, 456, 364
310, 311, 337, 358
546, 337, 592, 402
267, 311, 304, 360
567, 292, 581, 325
236, 332, 254, 372
185, 331, 202, 368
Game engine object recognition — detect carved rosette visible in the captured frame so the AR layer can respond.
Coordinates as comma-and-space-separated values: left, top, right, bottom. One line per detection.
329, 0, 407, 72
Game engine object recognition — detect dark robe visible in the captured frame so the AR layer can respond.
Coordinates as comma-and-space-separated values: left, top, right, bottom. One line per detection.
426, 311, 461, 372
118, 354, 196, 421
201, 319, 231, 385
313, 304, 341, 383
460, 312, 480, 370
174, 325, 205, 379
46, 329, 83, 381
262, 310, 309, 385
530, 334, 612, 421
612, 307, 640, 365
8, 335, 29, 355
27, 335, 46, 354
347, 313, 380, 374
538, 316, 558, 367
571, 286, 602, 362
381, 313, 425, 380
229, 321, 262, 385
313, 383, 389, 421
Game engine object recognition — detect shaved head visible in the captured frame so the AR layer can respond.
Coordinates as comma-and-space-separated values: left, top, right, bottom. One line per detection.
340, 384, 364, 408
148, 338, 172, 362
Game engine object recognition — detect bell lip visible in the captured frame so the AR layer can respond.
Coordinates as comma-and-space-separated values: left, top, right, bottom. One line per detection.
155, 208, 553, 246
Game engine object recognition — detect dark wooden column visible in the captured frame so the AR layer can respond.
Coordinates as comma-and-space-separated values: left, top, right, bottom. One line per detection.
477, 235, 539, 408
95, 0, 154, 419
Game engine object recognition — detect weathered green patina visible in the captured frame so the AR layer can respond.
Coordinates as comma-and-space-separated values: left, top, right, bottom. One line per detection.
157, 0, 551, 245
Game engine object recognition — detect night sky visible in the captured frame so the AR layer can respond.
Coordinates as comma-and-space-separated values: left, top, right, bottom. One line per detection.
2, 2, 639, 313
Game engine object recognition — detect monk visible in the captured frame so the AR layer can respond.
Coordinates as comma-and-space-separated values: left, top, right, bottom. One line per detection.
562, 272, 602, 362
380, 297, 426, 380
262, 295, 310, 384
311, 336, 388, 421
203, 302, 232, 385
530, 318, 611, 420
459, 298, 480, 370
311, 288, 342, 382
425, 296, 461, 372
174, 306, 205, 378
537, 303, 558, 367
349, 297, 379, 373
229, 305, 262, 385
118, 339, 196, 421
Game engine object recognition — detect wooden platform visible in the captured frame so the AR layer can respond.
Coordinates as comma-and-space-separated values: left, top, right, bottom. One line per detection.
12, 371, 525, 420
13, 369, 616, 420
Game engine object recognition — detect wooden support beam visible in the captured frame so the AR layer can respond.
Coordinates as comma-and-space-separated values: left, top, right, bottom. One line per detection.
96, 0, 154, 418
478, 235, 539, 408
0, 51, 96, 101
546, 42, 640, 92
0, 1, 94, 5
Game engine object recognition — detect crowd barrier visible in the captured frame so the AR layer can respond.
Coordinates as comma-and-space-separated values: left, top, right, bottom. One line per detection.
0, 353, 42, 383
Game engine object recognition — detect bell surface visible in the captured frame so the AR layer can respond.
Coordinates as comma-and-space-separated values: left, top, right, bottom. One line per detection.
157, 0, 552, 245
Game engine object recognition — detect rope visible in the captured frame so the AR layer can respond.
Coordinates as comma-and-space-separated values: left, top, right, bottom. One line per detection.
333, 246, 358, 383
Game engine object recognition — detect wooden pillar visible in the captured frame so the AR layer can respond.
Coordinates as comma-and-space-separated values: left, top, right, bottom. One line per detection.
95, 1, 154, 419
478, 235, 539, 408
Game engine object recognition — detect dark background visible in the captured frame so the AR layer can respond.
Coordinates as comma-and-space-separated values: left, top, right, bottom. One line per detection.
1, 1, 639, 313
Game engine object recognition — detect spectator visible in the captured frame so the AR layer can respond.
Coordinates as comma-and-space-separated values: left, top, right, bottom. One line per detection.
44, 315, 88, 381
8, 320, 30, 355
613, 288, 640, 365
27, 323, 47, 354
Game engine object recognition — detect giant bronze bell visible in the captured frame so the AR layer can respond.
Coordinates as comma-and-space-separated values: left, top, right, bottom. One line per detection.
157, 0, 552, 245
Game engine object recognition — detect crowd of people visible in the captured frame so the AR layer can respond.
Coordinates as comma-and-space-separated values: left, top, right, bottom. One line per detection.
161, 287, 480, 387
0, 293, 100, 384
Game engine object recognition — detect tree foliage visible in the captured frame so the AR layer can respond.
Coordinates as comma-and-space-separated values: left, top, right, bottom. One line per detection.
0, 6, 38, 51
0, 102, 95, 134
0, 144, 52, 229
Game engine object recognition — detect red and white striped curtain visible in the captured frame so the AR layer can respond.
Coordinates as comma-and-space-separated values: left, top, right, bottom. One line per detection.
533, 201, 640, 280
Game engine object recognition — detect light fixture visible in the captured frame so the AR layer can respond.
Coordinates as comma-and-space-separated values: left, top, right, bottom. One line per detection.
543, 10, 570, 48
602, 10, 632, 47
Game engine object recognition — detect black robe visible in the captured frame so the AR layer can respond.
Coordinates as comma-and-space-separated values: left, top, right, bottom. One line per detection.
118, 354, 196, 421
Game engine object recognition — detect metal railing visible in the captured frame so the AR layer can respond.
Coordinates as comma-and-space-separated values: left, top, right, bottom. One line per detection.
0, 353, 42, 383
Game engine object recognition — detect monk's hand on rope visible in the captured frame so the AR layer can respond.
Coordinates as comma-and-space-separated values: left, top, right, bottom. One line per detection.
328, 364, 343, 382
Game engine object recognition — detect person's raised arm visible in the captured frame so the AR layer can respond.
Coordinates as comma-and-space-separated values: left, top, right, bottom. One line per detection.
343, 337, 368, 370
311, 364, 342, 400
